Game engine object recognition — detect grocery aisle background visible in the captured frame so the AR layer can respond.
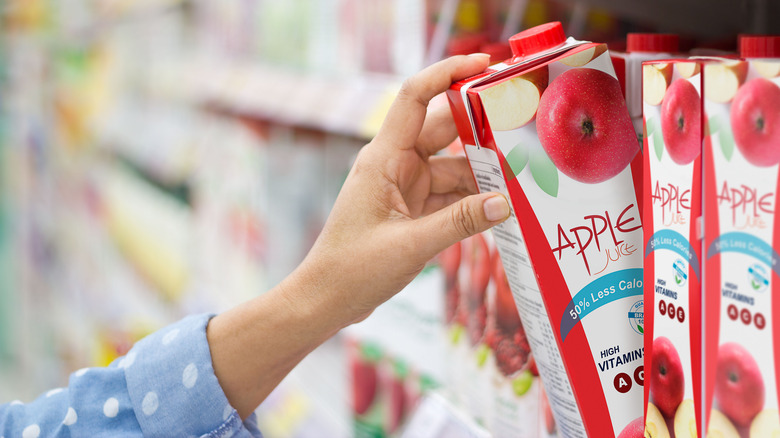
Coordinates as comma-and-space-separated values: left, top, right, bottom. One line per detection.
0, 1, 775, 437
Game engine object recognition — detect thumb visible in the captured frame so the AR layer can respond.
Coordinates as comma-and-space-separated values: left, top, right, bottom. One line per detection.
413, 192, 510, 256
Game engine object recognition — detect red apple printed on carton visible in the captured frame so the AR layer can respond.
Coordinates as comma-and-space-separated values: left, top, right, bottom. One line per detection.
715, 342, 765, 428
650, 336, 685, 419
661, 79, 702, 165
536, 67, 639, 185
617, 416, 645, 438
386, 361, 409, 434
351, 344, 381, 416
730, 77, 780, 167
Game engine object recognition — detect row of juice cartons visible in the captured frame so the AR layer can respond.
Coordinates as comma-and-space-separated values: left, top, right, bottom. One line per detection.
445, 21, 780, 438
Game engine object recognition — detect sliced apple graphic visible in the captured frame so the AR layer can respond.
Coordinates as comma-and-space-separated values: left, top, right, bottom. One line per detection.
643, 63, 673, 106
479, 67, 549, 131
677, 62, 701, 79
754, 61, 780, 79
559, 44, 608, 67
750, 409, 780, 438
704, 61, 748, 103
646, 402, 672, 438
674, 399, 698, 438
708, 408, 740, 438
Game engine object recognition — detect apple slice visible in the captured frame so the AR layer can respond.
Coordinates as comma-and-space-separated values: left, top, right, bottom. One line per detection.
479, 67, 549, 131
677, 62, 701, 79
704, 61, 748, 103
559, 44, 608, 67
754, 61, 780, 79
708, 408, 740, 438
646, 402, 672, 438
644, 63, 673, 106
674, 399, 698, 438
750, 409, 780, 438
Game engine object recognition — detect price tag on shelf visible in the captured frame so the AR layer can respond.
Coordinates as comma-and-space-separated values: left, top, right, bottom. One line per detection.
400, 393, 491, 438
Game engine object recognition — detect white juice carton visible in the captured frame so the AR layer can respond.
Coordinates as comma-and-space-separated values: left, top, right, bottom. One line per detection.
447, 22, 644, 437
611, 33, 680, 135
703, 36, 780, 437
642, 58, 706, 438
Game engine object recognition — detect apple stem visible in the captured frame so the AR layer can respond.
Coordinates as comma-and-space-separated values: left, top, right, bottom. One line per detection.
677, 116, 685, 132
659, 364, 667, 376
729, 371, 738, 383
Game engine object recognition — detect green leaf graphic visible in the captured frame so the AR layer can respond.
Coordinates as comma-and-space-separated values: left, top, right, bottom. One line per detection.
476, 344, 491, 368
505, 144, 529, 176
653, 128, 664, 162
707, 116, 720, 136
645, 117, 656, 137
530, 150, 559, 197
719, 124, 735, 161
512, 371, 534, 397
638, 325, 644, 334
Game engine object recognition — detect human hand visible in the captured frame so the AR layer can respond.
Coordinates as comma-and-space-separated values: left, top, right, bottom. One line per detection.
207, 55, 511, 419
297, 54, 511, 325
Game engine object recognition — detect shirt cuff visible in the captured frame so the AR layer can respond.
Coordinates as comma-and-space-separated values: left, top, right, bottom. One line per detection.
121, 313, 262, 437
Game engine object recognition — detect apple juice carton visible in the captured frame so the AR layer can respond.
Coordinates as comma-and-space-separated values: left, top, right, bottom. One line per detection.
702, 36, 780, 437
610, 33, 680, 135
447, 22, 645, 437
642, 58, 706, 438
447, 232, 495, 425
483, 234, 543, 437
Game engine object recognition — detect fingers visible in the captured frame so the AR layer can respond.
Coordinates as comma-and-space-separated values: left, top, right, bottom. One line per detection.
421, 192, 467, 216
416, 104, 458, 157
375, 54, 490, 152
429, 155, 477, 194
410, 192, 510, 257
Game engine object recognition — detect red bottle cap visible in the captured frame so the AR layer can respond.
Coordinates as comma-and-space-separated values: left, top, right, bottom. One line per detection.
626, 34, 679, 53
480, 42, 513, 64
740, 35, 780, 58
508, 22, 566, 59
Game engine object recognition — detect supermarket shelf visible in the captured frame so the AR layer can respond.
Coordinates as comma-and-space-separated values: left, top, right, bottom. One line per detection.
560, 0, 779, 38
151, 57, 403, 141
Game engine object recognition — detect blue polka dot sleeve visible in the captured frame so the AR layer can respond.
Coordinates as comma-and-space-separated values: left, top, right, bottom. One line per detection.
0, 314, 263, 437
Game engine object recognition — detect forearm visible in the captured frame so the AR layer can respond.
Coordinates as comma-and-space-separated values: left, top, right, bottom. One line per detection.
206, 260, 355, 419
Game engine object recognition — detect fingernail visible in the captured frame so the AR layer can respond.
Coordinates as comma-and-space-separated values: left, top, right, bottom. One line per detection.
468, 53, 490, 59
483, 195, 510, 222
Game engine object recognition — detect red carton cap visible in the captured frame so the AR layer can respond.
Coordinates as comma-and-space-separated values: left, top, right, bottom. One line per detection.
626, 33, 679, 53
740, 35, 780, 58
509, 22, 566, 59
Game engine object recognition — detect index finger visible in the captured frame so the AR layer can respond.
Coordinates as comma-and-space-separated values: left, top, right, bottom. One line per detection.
374, 54, 490, 153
